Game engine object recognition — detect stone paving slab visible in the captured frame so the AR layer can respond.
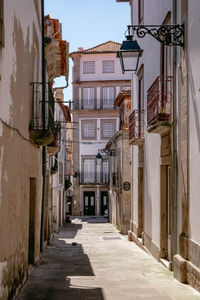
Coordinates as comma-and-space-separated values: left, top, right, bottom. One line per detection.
15, 216, 200, 300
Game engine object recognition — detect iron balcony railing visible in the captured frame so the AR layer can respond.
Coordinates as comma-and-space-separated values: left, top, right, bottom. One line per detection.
147, 76, 173, 129
129, 109, 145, 143
72, 99, 116, 110
30, 82, 60, 135
79, 172, 109, 185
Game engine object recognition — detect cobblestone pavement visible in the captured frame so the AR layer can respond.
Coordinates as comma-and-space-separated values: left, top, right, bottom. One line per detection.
15, 216, 200, 300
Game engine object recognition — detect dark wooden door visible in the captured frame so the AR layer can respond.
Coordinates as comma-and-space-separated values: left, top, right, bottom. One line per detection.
84, 192, 95, 215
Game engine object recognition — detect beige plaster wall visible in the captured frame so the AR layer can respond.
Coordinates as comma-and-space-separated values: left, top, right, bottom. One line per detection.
0, 0, 43, 298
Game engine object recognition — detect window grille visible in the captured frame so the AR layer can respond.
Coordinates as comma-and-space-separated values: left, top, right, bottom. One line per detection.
102, 60, 114, 73
83, 123, 95, 138
102, 122, 114, 138
83, 61, 95, 74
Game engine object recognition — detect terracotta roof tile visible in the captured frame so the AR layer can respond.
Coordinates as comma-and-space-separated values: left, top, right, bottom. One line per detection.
70, 41, 121, 56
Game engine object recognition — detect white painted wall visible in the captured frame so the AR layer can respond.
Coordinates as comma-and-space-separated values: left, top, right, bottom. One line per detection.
188, 1, 200, 244
0, 0, 41, 127
79, 117, 119, 172
131, 0, 172, 247
80, 53, 131, 81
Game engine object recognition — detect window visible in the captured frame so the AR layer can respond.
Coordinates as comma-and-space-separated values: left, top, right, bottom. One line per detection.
83, 88, 95, 109
101, 120, 116, 139
103, 87, 115, 108
102, 161, 109, 183
138, 0, 144, 24
102, 60, 114, 73
137, 65, 144, 110
83, 61, 95, 74
0, 0, 4, 47
82, 122, 95, 139
83, 159, 95, 182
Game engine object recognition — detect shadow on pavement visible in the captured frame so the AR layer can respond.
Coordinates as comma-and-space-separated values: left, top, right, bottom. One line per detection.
15, 221, 105, 300
71, 216, 109, 224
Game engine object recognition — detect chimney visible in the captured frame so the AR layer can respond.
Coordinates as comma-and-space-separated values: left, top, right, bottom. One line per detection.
78, 47, 83, 51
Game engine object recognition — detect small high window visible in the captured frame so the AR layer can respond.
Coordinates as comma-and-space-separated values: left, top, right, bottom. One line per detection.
83, 61, 95, 74
102, 60, 114, 73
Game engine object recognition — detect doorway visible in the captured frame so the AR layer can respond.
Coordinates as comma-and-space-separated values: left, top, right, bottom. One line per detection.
29, 178, 36, 264
160, 165, 171, 259
101, 191, 108, 215
84, 192, 95, 215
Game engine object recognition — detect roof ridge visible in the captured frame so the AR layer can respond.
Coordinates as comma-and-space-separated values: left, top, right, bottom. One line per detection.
70, 40, 121, 56
84, 40, 121, 52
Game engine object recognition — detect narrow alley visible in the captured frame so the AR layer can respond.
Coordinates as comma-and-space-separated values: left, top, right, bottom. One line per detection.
15, 217, 200, 300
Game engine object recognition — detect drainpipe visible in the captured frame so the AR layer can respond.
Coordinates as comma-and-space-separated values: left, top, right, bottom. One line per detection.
40, 0, 46, 252
171, 0, 178, 269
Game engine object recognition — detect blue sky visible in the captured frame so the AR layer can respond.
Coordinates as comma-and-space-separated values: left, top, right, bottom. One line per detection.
45, 0, 130, 100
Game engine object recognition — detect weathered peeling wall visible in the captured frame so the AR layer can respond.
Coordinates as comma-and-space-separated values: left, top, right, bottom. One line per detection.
0, 0, 43, 298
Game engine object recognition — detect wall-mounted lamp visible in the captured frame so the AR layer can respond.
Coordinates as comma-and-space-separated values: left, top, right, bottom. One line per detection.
96, 152, 102, 165
117, 24, 184, 73
117, 33, 143, 74
96, 149, 117, 161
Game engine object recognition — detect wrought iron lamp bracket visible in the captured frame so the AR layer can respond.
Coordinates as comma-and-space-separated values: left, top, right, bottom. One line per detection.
99, 148, 116, 156
127, 24, 184, 47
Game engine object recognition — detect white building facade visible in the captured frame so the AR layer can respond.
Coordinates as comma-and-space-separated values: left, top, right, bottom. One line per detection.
117, 0, 200, 292
70, 41, 131, 216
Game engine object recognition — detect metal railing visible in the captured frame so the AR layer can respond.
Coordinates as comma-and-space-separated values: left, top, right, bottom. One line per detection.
72, 99, 116, 110
147, 76, 173, 128
129, 109, 145, 141
79, 172, 109, 185
30, 82, 60, 135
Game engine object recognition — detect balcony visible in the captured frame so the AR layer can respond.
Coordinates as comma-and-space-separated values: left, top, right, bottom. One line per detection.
129, 109, 145, 146
72, 100, 116, 110
29, 82, 61, 146
47, 136, 61, 156
147, 76, 173, 134
79, 172, 109, 185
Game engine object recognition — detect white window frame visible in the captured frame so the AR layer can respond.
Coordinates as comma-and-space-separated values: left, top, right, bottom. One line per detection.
102, 122, 115, 138
83, 159, 95, 183
102, 60, 114, 73
83, 88, 95, 109
83, 122, 95, 139
103, 87, 115, 109
102, 160, 109, 183
83, 61, 95, 74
